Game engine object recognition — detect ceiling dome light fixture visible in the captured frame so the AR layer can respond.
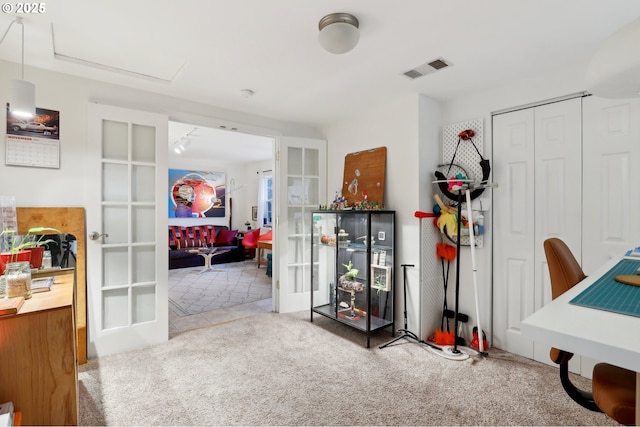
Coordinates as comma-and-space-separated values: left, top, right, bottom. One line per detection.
318, 13, 359, 54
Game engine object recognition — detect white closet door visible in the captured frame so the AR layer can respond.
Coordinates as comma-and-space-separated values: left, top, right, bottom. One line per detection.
492, 108, 535, 357
581, 96, 640, 378
493, 98, 581, 362
532, 99, 582, 363
583, 97, 640, 273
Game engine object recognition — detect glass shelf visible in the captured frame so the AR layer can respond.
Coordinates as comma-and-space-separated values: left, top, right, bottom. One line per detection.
310, 210, 395, 348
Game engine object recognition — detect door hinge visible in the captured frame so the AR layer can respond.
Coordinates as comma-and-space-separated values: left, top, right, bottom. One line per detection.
276, 150, 280, 161
276, 280, 280, 289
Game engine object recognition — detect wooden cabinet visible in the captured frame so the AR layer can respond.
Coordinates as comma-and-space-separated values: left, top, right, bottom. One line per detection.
16, 207, 87, 365
0, 271, 78, 426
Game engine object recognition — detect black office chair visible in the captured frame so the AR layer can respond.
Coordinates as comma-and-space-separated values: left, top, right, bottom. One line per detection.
544, 238, 636, 425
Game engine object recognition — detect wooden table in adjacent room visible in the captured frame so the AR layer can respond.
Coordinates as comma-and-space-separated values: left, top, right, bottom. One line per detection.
257, 240, 272, 268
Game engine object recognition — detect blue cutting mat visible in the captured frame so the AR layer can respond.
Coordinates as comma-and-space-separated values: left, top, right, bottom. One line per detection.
570, 259, 640, 317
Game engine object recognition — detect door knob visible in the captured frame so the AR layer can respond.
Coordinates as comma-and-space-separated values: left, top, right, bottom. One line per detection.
89, 231, 109, 240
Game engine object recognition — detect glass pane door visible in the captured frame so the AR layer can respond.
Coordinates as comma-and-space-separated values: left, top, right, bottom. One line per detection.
277, 137, 326, 313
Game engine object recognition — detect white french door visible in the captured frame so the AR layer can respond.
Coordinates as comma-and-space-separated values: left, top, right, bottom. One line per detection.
86, 103, 168, 358
275, 137, 326, 313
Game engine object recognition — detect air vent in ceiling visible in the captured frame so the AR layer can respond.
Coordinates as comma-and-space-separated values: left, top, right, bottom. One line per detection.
429, 59, 449, 70
403, 57, 451, 80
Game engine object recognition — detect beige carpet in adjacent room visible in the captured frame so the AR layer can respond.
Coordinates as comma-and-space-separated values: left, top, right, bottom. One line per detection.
78, 311, 617, 426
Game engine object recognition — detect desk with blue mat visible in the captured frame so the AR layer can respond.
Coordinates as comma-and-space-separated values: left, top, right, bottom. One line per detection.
522, 256, 640, 425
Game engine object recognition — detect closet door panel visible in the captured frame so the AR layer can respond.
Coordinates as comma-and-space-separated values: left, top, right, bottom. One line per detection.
492, 108, 535, 357
533, 99, 582, 307
532, 98, 582, 364
493, 98, 581, 363
581, 97, 640, 378
583, 97, 640, 275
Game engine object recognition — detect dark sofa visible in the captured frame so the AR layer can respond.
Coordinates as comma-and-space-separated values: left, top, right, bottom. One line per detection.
169, 225, 245, 269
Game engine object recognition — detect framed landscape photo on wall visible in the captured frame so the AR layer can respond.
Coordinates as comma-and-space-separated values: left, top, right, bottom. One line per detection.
168, 169, 226, 218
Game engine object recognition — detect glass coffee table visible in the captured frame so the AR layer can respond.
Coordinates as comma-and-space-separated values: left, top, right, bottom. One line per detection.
187, 247, 231, 273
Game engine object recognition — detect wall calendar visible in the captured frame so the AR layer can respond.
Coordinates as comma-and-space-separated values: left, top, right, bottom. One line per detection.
5, 104, 60, 169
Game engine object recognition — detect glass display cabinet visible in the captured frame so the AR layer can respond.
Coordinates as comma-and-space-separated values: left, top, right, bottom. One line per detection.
310, 210, 395, 347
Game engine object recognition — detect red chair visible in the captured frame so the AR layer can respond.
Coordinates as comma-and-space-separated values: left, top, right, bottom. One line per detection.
242, 228, 261, 258
258, 230, 272, 242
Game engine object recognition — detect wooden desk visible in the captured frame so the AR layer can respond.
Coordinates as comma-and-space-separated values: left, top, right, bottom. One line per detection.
17, 206, 87, 365
0, 271, 78, 426
257, 240, 272, 268
522, 256, 640, 425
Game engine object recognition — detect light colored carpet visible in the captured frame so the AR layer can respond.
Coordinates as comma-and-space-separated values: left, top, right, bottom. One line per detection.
168, 261, 271, 316
78, 311, 618, 426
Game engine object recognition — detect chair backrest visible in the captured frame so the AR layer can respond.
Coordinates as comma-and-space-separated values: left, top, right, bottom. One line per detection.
258, 229, 272, 241
543, 238, 604, 413
543, 238, 586, 300
242, 228, 261, 248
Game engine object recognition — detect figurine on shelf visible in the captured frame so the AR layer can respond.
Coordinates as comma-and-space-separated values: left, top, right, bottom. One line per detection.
329, 190, 349, 210
348, 289, 356, 319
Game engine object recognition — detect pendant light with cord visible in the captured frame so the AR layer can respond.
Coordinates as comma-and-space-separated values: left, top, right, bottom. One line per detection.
1, 17, 36, 118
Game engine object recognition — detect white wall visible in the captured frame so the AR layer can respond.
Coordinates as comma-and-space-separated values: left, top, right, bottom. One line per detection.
441, 60, 593, 343
318, 61, 593, 342
0, 59, 321, 211
321, 94, 441, 332
243, 159, 272, 231
1, 55, 595, 344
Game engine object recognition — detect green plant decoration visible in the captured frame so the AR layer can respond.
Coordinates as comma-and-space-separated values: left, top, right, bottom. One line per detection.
1, 227, 62, 261
342, 260, 359, 280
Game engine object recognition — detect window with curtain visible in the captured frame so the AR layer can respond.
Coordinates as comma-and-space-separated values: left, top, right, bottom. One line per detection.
257, 171, 272, 228
262, 174, 273, 227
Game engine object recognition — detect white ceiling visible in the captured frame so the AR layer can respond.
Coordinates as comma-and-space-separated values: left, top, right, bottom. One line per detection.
168, 120, 273, 163
1, 0, 640, 160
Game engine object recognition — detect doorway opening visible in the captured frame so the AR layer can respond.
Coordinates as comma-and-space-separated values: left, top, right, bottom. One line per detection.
167, 120, 275, 336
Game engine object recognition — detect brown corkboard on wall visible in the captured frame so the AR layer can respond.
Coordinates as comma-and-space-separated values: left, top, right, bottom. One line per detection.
341, 146, 386, 207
